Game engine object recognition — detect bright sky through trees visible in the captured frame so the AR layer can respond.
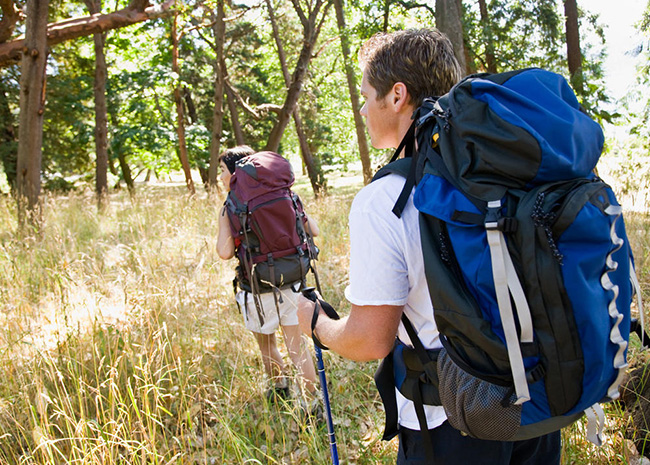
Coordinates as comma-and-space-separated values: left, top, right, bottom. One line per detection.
588, 0, 646, 100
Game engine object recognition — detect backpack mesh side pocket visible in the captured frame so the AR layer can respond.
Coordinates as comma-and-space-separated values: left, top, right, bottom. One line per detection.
437, 348, 521, 441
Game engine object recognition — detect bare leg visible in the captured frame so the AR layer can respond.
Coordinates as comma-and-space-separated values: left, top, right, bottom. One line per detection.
253, 331, 286, 386
282, 324, 318, 395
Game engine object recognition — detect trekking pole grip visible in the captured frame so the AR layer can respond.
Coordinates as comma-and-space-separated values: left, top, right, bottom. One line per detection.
301, 287, 339, 350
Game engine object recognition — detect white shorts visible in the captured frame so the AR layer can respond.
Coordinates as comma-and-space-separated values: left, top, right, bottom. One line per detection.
236, 287, 300, 334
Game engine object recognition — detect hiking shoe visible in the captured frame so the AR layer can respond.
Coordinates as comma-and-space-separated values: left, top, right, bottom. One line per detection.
298, 397, 325, 426
266, 386, 290, 403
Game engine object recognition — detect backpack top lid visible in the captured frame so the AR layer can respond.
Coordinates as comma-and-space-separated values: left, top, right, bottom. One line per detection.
230, 151, 295, 202
428, 68, 605, 202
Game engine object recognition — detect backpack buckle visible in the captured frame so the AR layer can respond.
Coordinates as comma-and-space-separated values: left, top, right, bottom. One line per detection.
485, 200, 502, 230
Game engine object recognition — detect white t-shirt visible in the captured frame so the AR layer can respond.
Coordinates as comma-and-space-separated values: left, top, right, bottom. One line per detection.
344, 173, 447, 431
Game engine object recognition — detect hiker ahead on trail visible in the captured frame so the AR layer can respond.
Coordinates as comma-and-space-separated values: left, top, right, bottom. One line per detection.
217, 146, 321, 411
296, 28, 639, 464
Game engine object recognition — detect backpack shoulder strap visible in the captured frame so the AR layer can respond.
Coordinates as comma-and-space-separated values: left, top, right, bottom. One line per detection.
372, 156, 418, 219
372, 157, 412, 182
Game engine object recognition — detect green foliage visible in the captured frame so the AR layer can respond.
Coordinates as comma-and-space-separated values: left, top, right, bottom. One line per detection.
463, 0, 563, 72
572, 5, 616, 124
461, 1, 613, 123
42, 38, 95, 183
0, 67, 19, 192
3, 0, 646, 195
107, 65, 179, 176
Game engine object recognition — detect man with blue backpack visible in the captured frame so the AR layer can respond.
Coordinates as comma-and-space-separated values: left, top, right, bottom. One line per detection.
298, 27, 640, 464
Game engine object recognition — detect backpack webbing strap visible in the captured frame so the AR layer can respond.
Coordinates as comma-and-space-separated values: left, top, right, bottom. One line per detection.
601, 205, 629, 401
392, 150, 419, 219
485, 200, 532, 405
374, 348, 399, 441
408, 376, 435, 462
266, 254, 284, 324
387, 119, 417, 219
297, 246, 307, 288
242, 290, 263, 330
239, 212, 266, 326
249, 268, 266, 324
584, 403, 605, 446
400, 314, 436, 463
292, 193, 319, 290
401, 314, 438, 384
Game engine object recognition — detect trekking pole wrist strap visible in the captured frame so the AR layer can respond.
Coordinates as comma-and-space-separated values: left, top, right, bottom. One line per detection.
311, 301, 329, 350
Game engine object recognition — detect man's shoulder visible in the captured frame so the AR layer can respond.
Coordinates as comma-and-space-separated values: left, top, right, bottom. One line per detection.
352, 173, 409, 215
358, 171, 407, 199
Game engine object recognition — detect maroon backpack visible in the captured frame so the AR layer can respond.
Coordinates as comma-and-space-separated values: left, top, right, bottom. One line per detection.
225, 151, 318, 314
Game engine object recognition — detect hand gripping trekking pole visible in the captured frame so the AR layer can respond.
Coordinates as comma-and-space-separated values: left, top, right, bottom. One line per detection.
302, 287, 340, 465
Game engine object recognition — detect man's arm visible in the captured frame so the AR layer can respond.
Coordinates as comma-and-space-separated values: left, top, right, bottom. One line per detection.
297, 295, 402, 361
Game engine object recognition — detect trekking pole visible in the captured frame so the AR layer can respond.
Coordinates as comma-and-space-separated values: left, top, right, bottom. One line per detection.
301, 287, 340, 465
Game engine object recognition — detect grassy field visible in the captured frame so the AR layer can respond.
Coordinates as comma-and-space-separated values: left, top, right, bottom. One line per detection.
0, 168, 648, 464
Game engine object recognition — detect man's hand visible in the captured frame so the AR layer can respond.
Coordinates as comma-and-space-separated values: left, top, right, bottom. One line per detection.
297, 293, 403, 361
298, 294, 318, 337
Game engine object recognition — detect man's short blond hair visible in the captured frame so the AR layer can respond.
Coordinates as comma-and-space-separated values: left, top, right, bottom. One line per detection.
359, 28, 462, 108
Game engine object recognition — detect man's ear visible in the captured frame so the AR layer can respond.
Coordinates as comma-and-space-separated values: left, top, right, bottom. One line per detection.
391, 82, 410, 112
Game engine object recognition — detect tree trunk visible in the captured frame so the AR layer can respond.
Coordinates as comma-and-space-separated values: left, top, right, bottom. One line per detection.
16, 0, 49, 230
117, 150, 135, 196
435, 0, 467, 75
382, 0, 389, 32
265, 0, 325, 195
207, 1, 225, 194
0, 75, 17, 193
264, 0, 331, 156
171, 12, 195, 196
225, 82, 245, 145
183, 87, 197, 123
478, 0, 496, 73
334, 0, 373, 185
564, 0, 583, 95
84, 0, 109, 210
0, 0, 176, 67
92, 32, 109, 208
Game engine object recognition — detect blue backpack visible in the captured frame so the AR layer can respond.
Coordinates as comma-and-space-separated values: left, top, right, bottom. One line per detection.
377, 68, 643, 446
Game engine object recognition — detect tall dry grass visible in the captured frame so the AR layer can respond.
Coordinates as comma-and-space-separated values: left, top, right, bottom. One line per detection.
0, 178, 394, 464
0, 168, 647, 464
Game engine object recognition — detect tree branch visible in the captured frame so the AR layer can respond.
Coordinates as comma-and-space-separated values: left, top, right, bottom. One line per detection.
290, 0, 308, 28
395, 0, 435, 16
225, 80, 281, 119
0, 0, 175, 67
0, 0, 23, 44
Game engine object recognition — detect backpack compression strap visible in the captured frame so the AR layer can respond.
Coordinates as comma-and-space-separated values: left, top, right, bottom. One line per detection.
601, 204, 631, 401
239, 211, 266, 325
485, 200, 533, 405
